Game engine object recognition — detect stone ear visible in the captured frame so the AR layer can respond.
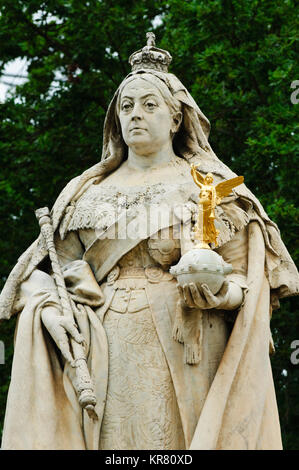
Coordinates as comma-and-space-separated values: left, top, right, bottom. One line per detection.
172, 112, 182, 133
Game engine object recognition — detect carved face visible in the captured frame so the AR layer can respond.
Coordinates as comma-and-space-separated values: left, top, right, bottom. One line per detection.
205, 174, 213, 184
118, 78, 180, 156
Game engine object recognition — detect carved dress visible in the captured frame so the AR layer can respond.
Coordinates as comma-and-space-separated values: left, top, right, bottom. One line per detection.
2, 156, 296, 450
99, 241, 186, 450
50, 170, 248, 450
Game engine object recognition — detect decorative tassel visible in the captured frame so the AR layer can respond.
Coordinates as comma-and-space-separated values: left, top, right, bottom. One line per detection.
184, 342, 202, 365
172, 299, 203, 365
183, 309, 203, 365
172, 299, 184, 343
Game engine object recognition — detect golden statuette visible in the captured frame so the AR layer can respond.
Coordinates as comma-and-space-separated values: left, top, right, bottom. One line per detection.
191, 163, 244, 249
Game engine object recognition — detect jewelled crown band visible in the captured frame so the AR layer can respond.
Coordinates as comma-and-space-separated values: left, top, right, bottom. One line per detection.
128, 32, 172, 73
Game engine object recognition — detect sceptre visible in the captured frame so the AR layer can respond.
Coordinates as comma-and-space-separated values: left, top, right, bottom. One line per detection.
35, 207, 98, 420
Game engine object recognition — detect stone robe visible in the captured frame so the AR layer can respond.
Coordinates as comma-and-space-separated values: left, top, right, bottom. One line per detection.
1, 157, 298, 450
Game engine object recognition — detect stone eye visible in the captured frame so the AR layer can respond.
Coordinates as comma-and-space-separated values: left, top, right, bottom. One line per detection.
121, 102, 132, 111
145, 101, 156, 109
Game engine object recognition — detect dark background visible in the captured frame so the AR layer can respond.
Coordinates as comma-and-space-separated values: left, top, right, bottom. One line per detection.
0, 0, 298, 448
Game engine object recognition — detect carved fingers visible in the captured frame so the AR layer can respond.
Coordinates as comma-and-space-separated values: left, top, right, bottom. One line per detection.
41, 306, 85, 365
200, 281, 230, 308
178, 280, 230, 310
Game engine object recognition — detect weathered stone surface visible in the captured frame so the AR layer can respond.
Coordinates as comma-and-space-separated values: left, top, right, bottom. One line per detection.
1, 35, 298, 450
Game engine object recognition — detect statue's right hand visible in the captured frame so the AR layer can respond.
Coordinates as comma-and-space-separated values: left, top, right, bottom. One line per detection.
41, 306, 85, 365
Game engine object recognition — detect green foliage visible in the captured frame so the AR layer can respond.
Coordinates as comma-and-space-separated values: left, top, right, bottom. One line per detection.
0, 0, 298, 448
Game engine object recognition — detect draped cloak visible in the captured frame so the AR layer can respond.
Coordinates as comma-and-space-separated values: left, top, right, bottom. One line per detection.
0, 70, 298, 450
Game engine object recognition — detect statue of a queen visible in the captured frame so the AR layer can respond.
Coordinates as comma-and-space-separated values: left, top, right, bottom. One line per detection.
1, 33, 298, 450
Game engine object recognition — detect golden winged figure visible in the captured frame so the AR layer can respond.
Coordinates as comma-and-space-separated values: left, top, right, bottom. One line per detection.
191, 163, 244, 248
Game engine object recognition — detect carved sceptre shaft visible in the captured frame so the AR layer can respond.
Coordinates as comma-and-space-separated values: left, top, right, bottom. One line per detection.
35, 207, 98, 420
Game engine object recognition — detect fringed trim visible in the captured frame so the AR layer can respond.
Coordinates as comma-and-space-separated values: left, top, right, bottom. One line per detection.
172, 299, 203, 365
0, 236, 47, 319
172, 299, 184, 343
59, 180, 195, 235
184, 343, 202, 365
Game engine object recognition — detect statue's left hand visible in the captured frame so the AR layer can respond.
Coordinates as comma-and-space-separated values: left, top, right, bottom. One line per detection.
178, 280, 243, 310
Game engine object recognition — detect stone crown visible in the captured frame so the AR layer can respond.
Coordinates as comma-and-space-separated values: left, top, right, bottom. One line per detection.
128, 32, 172, 73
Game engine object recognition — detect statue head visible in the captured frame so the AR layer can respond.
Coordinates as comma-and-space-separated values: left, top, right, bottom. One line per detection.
116, 74, 182, 157
88, 34, 235, 184
204, 173, 214, 184
96, 34, 213, 174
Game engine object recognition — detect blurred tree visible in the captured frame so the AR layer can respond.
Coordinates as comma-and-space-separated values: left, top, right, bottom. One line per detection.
0, 0, 298, 448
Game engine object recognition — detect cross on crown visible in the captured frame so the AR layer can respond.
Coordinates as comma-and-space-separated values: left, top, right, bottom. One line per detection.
128, 32, 172, 73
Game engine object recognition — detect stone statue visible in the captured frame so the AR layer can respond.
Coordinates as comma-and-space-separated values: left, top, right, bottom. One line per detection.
1, 33, 298, 450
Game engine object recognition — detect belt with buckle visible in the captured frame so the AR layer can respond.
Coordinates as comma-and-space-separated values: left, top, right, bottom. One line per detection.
106, 265, 174, 284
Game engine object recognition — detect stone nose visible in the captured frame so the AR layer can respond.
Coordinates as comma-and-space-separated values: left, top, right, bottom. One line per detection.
131, 102, 143, 120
